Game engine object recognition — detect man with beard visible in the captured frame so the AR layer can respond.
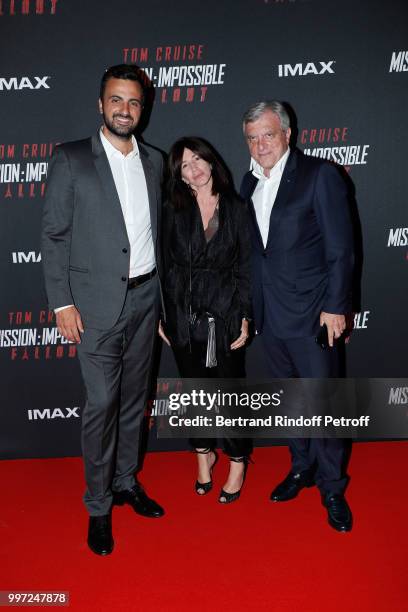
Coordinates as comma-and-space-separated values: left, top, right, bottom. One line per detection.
42, 64, 165, 555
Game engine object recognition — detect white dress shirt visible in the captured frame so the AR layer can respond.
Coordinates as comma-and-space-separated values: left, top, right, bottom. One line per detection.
100, 129, 155, 278
55, 130, 155, 313
251, 148, 290, 248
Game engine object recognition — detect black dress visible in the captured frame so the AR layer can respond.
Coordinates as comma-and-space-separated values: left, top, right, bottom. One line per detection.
162, 193, 252, 457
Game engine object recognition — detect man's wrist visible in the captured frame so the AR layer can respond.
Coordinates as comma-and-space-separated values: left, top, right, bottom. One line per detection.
55, 305, 74, 313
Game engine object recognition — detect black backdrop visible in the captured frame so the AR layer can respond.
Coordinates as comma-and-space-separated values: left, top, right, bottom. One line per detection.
1, 0, 407, 459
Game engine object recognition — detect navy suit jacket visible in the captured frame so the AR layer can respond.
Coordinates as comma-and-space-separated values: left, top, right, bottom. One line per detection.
240, 148, 354, 339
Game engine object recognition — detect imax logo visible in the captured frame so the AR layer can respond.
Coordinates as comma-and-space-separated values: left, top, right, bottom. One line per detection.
0, 76, 50, 91
387, 227, 408, 247
278, 61, 335, 77
12, 251, 41, 264
388, 388, 408, 405
28, 407, 80, 421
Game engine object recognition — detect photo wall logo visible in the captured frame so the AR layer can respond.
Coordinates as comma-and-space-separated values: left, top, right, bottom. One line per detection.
300, 126, 370, 172
387, 227, 408, 247
387, 227, 408, 260
389, 50, 408, 73
0, 76, 50, 91
28, 406, 80, 421
146, 380, 185, 431
0, 309, 77, 361
0, 142, 55, 199
353, 311, 370, 330
277, 60, 335, 78
122, 44, 226, 104
388, 387, 408, 405
11, 251, 41, 263
0, 0, 59, 16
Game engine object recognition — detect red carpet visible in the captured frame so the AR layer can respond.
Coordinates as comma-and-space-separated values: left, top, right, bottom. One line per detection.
0, 443, 406, 611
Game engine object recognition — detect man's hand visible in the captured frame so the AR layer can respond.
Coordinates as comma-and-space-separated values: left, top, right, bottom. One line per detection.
56, 306, 84, 343
342, 312, 355, 345
319, 311, 346, 347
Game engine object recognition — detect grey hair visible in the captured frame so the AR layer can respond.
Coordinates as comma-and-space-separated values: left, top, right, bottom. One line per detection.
242, 100, 290, 132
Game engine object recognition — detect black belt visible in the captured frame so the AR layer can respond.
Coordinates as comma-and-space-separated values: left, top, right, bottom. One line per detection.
128, 268, 156, 289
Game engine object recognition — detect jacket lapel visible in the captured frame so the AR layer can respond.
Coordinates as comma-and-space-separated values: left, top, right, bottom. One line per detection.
243, 173, 264, 250
92, 133, 128, 237
138, 143, 158, 246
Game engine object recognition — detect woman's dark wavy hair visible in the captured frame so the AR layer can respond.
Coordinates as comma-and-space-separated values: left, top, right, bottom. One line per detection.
166, 136, 233, 210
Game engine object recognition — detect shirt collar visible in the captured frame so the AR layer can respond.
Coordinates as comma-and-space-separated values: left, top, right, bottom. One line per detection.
99, 128, 139, 160
251, 147, 290, 181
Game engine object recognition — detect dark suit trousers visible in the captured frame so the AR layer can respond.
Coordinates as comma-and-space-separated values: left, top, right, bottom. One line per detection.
173, 343, 252, 458
77, 275, 160, 516
260, 327, 348, 495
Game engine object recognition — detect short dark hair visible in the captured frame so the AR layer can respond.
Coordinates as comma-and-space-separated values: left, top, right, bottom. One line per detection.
242, 100, 291, 132
166, 136, 232, 210
99, 64, 146, 102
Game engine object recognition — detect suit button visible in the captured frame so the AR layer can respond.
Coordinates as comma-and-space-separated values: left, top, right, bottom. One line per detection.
122, 248, 128, 253
121, 276, 127, 282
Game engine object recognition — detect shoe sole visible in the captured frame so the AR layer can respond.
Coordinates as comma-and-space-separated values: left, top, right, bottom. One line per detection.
113, 497, 164, 518
87, 541, 114, 556
328, 519, 352, 532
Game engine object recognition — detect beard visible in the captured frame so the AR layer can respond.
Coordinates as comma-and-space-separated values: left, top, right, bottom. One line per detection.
102, 111, 135, 139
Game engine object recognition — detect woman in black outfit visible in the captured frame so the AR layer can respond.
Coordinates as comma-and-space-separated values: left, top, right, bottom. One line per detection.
159, 137, 252, 503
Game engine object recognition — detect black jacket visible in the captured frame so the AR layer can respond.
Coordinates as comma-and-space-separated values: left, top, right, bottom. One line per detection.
162, 193, 252, 353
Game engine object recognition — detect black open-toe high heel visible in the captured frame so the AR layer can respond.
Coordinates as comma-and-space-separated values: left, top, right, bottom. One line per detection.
194, 448, 218, 495
219, 456, 249, 504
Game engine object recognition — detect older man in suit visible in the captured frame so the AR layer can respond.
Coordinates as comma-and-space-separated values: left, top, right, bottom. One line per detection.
42, 64, 164, 555
240, 100, 354, 532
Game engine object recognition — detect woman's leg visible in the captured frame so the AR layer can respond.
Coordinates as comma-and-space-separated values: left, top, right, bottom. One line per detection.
172, 344, 216, 492
216, 348, 252, 500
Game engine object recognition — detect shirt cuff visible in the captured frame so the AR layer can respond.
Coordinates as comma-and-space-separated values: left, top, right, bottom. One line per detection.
54, 305, 74, 313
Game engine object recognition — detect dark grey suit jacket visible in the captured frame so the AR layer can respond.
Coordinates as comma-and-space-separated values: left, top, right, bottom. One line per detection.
42, 132, 163, 330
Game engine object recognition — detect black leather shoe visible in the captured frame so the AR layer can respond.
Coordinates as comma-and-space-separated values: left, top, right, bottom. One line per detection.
113, 483, 165, 518
87, 514, 114, 556
270, 470, 315, 502
322, 493, 352, 532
